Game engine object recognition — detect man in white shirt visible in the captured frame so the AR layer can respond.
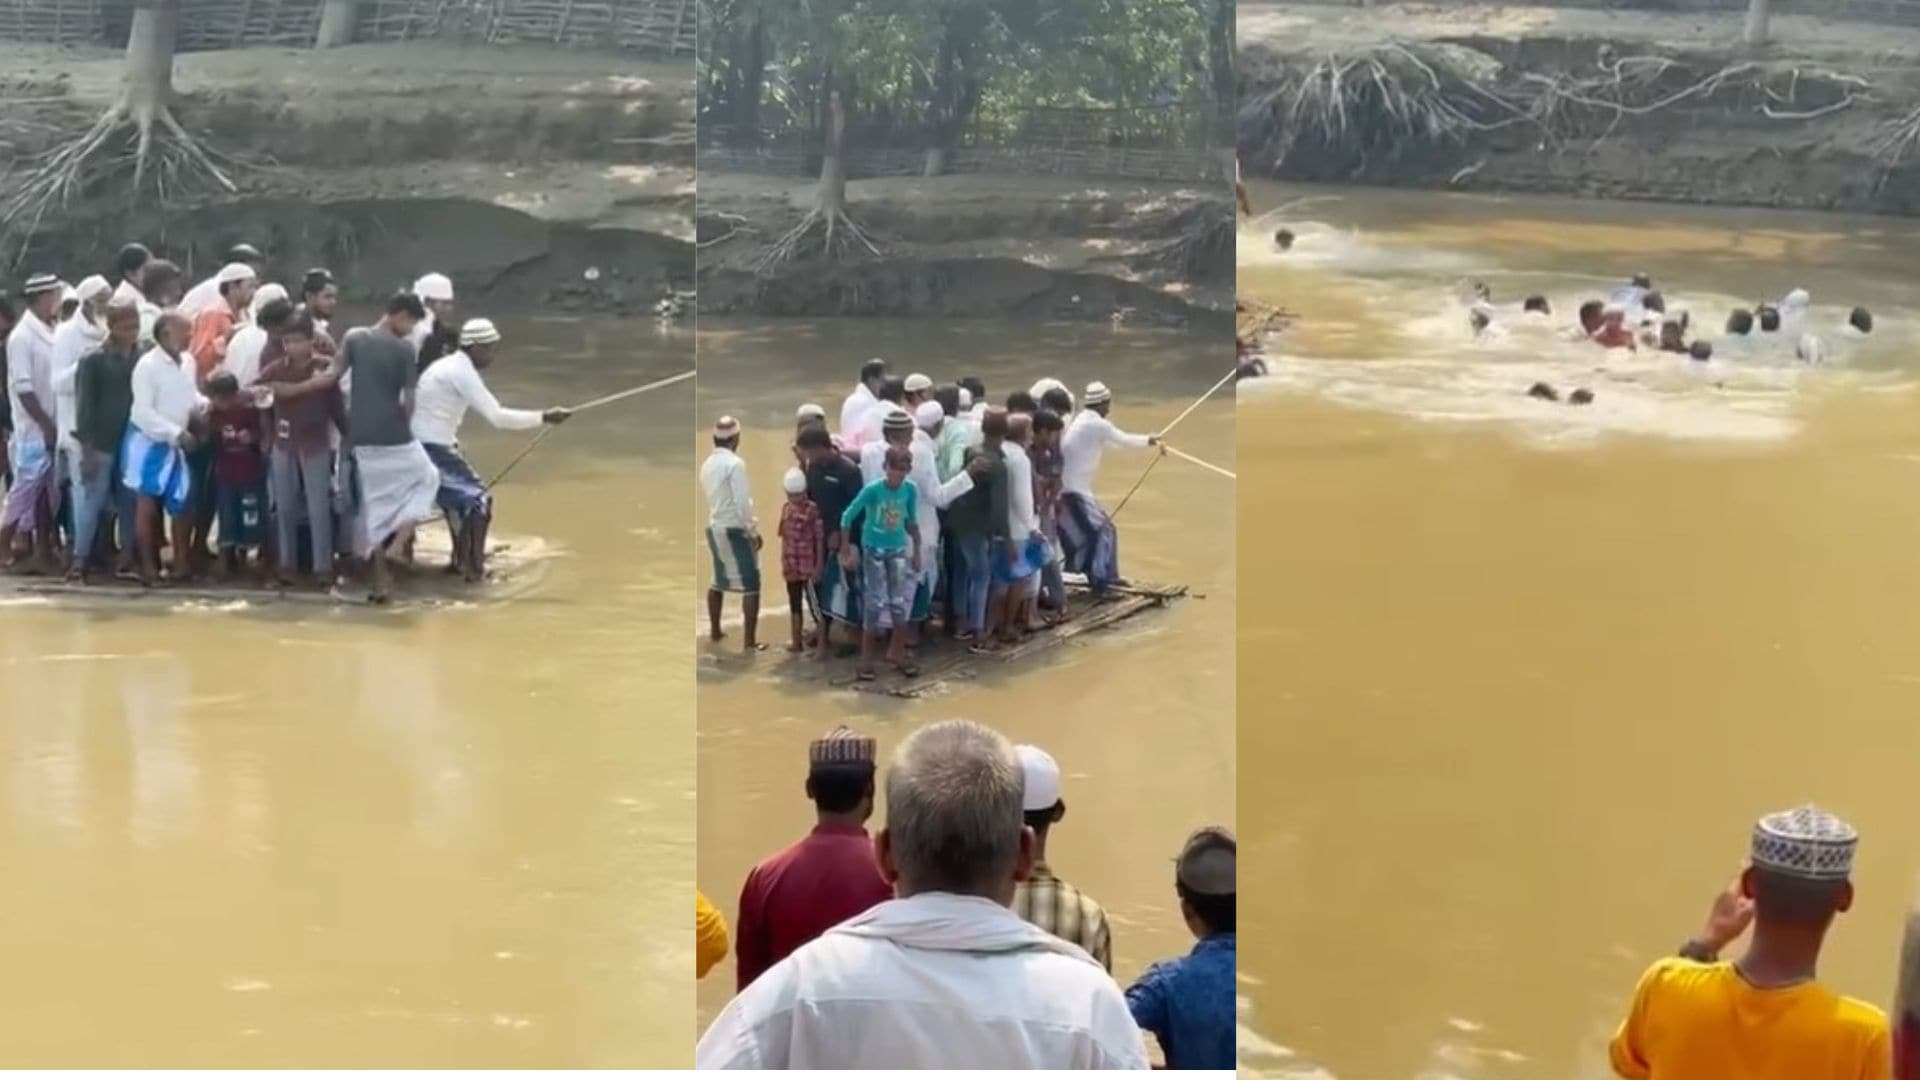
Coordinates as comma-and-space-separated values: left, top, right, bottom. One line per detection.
840, 358, 887, 440
696, 718, 1147, 1070
996, 413, 1044, 633
703, 415, 762, 655
51, 276, 112, 544
179, 242, 265, 320
124, 312, 206, 584
2, 273, 66, 572
1058, 381, 1158, 597
411, 318, 569, 582
220, 283, 290, 389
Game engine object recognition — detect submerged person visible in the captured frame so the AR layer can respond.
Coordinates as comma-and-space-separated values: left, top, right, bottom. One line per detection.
1591, 308, 1638, 351
68, 303, 142, 581
3, 273, 65, 573
733, 726, 893, 991
703, 415, 763, 654
124, 312, 205, 585
1523, 295, 1551, 318
410, 318, 570, 582
1847, 307, 1872, 336
1609, 806, 1887, 1080
1058, 381, 1158, 598
1128, 827, 1237, 1072
1273, 229, 1294, 252
695, 719, 1147, 1070
1658, 320, 1688, 355
334, 292, 439, 603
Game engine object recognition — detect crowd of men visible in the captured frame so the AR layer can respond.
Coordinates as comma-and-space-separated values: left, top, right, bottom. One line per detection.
0, 243, 570, 601
700, 359, 1162, 676
693, 719, 1235, 1070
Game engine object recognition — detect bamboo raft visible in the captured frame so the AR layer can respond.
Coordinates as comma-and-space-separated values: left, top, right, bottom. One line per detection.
805, 579, 1190, 699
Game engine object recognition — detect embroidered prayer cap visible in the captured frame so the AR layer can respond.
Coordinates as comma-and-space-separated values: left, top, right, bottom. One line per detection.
810, 725, 876, 768
904, 373, 933, 393
460, 318, 502, 347
1176, 826, 1236, 896
914, 401, 944, 431
783, 467, 806, 495
881, 407, 914, 433
1084, 381, 1113, 406
216, 261, 257, 286
21, 272, 60, 295
1015, 744, 1062, 812
796, 403, 827, 422
1751, 805, 1856, 881
413, 272, 455, 302
713, 415, 741, 439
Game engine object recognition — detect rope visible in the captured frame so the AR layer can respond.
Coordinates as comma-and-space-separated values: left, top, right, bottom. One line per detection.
1108, 447, 1166, 521
1157, 367, 1238, 439
1163, 443, 1236, 480
483, 369, 694, 492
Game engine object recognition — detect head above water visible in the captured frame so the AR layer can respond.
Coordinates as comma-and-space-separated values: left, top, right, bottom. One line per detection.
1469, 310, 1491, 334
1274, 228, 1295, 251
1660, 320, 1686, 349
1524, 295, 1550, 316
1641, 291, 1667, 315
1727, 308, 1754, 335
1850, 306, 1873, 334
1579, 300, 1605, 333
877, 719, 1032, 903
1689, 340, 1713, 362
1631, 272, 1653, 290
1757, 305, 1781, 332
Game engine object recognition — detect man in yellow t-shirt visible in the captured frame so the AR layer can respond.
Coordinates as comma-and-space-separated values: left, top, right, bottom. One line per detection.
1610, 805, 1890, 1080
697, 891, 730, 980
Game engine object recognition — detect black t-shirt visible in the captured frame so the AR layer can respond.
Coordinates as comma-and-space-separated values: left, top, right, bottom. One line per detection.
806, 455, 864, 541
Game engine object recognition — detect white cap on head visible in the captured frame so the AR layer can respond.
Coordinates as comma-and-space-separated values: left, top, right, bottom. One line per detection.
958, 387, 973, 409
76, 275, 111, 303
460, 318, 502, 347
904, 373, 934, 394
783, 467, 807, 495
714, 415, 741, 439
58, 282, 77, 306
914, 401, 944, 431
1031, 377, 1067, 401
254, 282, 288, 308
414, 273, 455, 302
1084, 381, 1112, 406
796, 402, 827, 422
216, 262, 257, 286
1016, 745, 1062, 812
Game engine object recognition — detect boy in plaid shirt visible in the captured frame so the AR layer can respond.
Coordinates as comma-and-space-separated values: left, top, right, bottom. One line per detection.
778, 466, 825, 653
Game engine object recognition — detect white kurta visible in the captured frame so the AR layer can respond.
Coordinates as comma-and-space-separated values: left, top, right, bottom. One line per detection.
130, 346, 204, 445
1061, 410, 1151, 500
409, 350, 542, 446
701, 447, 756, 532
695, 893, 1147, 1070
49, 314, 105, 452
839, 383, 878, 441
6, 313, 57, 441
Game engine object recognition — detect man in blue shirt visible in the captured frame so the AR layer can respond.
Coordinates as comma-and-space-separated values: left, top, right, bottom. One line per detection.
1127, 826, 1236, 1070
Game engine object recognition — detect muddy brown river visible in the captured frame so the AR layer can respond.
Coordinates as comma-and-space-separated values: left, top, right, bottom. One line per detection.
0, 317, 694, 1067
1239, 181, 1920, 1078
692, 318, 1237, 1034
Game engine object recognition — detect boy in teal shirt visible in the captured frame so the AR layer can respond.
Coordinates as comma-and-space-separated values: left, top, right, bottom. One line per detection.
840, 445, 921, 680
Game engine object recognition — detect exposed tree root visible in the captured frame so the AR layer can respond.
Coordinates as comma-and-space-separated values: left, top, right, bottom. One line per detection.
1, 97, 240, 263
754, 205, 880, 273
1874, 104, 1920, 166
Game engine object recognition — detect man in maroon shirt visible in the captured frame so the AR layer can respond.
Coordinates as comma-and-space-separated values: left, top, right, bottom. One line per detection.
734, 725, 894, 990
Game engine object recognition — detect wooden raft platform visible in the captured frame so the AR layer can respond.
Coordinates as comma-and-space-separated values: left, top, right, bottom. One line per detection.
822, 580, 1189, 699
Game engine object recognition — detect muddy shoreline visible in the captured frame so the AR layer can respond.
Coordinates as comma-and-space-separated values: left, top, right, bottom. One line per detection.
1237, 3, 1920, 216
695, 172, 1234, 324
1, 41, 695, 314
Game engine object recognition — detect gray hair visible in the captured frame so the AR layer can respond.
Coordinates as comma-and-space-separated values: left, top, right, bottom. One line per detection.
885, 719, 1025, 896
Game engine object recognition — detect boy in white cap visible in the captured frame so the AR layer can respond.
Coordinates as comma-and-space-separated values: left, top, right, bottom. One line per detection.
903, 372, 934, 409
2, 273, 66, 571
1610, 805, 1888, 1080
410, 317, 570, 582
1058, 380, 1157, 597
777, 465, 825, 653
703, 415, 762, 654
408, 273, 456, 355
1011, 744, 1112, 970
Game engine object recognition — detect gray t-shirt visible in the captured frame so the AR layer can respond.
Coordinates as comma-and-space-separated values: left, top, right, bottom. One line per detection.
340, 325, 418, 447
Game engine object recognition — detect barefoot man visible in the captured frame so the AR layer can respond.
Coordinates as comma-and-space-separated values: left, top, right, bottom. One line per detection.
124, 312, 204, 584
333, 292, 439, 603
2, 274, 66, 573
1058, 381, 1158, 598
703, 415, 762, 654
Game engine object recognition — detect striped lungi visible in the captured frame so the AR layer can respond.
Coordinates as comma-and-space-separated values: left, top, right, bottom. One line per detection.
118, 426, 191, 518
2, 434, 58, 529
1057, 491, 1120, 589
706, 525, 760, 594
817, 549, 861, 624
423, 442, 490, 524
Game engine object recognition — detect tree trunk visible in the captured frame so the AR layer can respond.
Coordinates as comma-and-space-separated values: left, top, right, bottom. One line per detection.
734, 16, 765, 139
316, 0, 360, 49
816, 87, 848, 213
1743, 0, 1771, 47
124, 0, 180, 112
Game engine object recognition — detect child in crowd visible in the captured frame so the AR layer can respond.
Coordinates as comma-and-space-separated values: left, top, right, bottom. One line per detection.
778, 466, 825, 654
839, 445, 920, 681
206, 372, 269, 577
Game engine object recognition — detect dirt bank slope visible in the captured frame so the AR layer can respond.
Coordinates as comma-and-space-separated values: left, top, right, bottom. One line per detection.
695, 172, 1232, 324
2, 42, 694, 312
1238, 3, 1920, 215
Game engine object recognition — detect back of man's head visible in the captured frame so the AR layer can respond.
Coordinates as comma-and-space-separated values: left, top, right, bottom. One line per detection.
1750, 865, 1851, 931
883, 719, 1026, 900
1176, 826, 1237, 936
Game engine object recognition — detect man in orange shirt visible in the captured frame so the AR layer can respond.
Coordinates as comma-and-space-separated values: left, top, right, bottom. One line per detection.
187, 262, 258, 384
1611, 805, 1889, 1080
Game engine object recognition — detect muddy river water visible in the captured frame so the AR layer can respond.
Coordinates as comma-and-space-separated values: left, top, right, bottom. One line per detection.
693, 318, 1237, 1033
0, 318, 694, 1066
1239, 181, 1920, 1078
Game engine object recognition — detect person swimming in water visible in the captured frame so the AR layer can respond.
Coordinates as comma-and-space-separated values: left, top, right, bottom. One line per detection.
1273, 229, 1295, 252
1523, 295, 1551, 318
